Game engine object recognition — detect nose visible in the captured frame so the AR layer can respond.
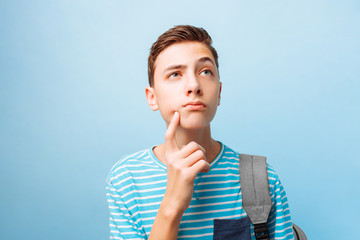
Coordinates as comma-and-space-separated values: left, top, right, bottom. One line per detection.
185, 74, 202, 96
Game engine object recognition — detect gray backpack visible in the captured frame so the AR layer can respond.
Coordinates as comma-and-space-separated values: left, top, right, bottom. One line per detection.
239, 154, 307, 240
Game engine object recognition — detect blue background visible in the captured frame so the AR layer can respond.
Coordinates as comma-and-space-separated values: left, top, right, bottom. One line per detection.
1, 1, 359, 239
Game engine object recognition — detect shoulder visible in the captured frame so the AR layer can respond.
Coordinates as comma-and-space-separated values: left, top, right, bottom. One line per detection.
266, 162, 280, 184
210, 142, 239, 168
106, 148, 152, 184
220, 142, 240, 160
221, 143, 281, 185
263, 163, 284, 200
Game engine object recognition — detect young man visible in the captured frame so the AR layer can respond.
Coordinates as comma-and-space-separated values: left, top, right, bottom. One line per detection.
106, 25, 294, 240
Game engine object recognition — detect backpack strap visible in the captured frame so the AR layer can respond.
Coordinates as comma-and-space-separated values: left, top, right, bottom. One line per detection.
293, 223, 308, 240
239, 154, 272, 240
240, 154, 308, 240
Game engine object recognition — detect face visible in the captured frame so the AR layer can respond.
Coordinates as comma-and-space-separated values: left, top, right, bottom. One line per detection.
146, 41, 222, 130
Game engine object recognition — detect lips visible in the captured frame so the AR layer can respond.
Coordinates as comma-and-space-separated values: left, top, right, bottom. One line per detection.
184, 101, 206, 110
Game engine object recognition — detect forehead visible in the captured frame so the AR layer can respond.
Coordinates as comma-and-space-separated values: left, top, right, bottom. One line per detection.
154, 41, 215, 72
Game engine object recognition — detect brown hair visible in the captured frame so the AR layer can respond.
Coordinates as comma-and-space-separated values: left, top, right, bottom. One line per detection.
148, 25, 219, 87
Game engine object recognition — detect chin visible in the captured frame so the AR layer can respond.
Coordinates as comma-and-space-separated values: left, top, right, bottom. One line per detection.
180, 123, 208, 130
179, 115, 213, 130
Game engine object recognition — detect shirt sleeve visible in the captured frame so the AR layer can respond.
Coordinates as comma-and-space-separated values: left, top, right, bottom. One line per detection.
266, 165, 295, 240
106, 180, 147, 240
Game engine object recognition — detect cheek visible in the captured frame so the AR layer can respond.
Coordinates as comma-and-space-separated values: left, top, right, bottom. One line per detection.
209, 87, 221, 103
157, 94, 176, 109
155, 87, 180, 108
158, 107, 178, 125
156, 96, 178, 122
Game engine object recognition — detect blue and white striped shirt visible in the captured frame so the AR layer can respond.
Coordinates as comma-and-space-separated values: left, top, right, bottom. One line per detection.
106, 142, 294, 239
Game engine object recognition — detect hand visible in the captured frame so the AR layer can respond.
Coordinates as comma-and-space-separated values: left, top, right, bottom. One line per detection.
163, 112, 210, 214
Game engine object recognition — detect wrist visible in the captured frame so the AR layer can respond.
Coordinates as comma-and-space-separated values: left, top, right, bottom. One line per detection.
159, 197, 184, 222
148, 198, 183, 239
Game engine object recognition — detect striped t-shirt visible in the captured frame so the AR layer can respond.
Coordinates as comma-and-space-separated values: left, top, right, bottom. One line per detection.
106, 142, 294, 240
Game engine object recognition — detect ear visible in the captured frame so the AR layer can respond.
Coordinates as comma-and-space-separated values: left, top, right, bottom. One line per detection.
218, 82, 222, 106
145, 86, 159, 111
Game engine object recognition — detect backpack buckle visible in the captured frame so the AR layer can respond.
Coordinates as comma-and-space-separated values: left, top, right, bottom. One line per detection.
254, 223, 270, 240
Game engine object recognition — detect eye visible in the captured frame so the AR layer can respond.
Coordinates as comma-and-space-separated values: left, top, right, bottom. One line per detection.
170, 72, 179, 77
168, 72, 181, 79
200, 70, 212, 76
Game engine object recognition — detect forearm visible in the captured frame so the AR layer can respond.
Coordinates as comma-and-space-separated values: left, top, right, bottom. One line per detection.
148, 198, 184, 240
149, 115, 209, 240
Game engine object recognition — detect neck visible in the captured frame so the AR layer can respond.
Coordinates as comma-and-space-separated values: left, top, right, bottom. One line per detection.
175, 125, 213, 150
155, 125, 221, 164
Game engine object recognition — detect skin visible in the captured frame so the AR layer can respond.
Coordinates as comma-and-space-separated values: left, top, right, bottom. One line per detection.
145, 41, 222, 240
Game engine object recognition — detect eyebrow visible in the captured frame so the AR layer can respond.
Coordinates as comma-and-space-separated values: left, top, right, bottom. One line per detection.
198, 57, 215, 65
162, 57, 216, 74
163, 64, 186, 73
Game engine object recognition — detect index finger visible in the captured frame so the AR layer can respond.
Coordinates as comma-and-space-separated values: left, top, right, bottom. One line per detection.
164, 111, 180, 152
